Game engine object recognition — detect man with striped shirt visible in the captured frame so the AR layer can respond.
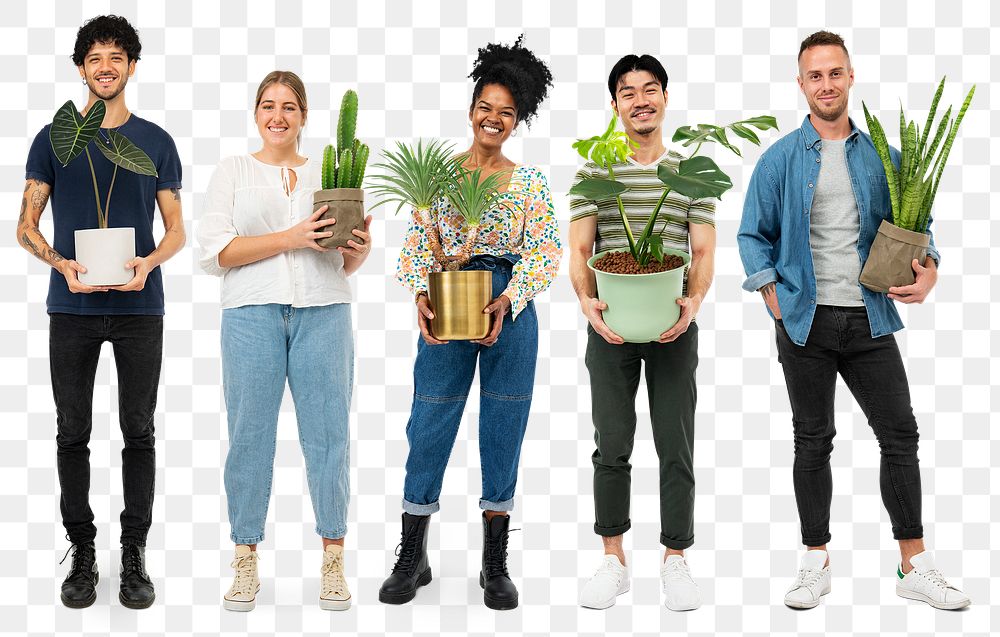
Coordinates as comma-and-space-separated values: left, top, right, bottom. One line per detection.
569, 54, 716, 611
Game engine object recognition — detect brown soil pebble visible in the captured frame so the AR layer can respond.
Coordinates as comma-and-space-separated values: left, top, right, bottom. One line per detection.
593, 250, 685, 274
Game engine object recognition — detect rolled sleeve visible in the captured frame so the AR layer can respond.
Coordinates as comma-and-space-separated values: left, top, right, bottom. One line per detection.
196, 159, 237, 277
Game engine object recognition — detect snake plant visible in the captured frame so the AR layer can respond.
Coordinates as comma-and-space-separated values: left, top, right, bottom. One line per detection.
863, 77, 975, 233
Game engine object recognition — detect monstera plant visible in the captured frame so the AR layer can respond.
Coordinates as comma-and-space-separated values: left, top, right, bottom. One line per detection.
570, 113, 777, 342
50, 99, 157, 285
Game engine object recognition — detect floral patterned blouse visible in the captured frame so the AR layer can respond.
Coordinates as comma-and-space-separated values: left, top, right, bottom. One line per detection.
396, 165, 562, 319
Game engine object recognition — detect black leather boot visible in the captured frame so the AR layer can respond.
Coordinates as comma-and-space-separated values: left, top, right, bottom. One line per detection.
480, 512, 518, 610
378, 513, 432, 604
60, 541, 98, 608
119, 544, 155, 609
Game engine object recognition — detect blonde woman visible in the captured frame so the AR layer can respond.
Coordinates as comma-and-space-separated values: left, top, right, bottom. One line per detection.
197, 71, 371, 611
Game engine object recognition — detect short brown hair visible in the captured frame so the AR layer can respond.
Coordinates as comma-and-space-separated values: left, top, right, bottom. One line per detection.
798, 31, 850, 62
254, 70, 308, 144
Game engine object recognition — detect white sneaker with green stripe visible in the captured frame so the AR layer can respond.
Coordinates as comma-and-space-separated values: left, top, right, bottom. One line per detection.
895, 551, 970, 610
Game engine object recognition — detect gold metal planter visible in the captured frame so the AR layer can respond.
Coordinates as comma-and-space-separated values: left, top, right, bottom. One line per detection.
427, 270, 492, 340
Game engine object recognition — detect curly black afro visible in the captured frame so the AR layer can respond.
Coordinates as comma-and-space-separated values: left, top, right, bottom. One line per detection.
469, 34, 553, 128
72, 15, 142, 67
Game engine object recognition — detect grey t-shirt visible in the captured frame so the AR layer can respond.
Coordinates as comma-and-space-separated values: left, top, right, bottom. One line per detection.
809, 139, 865, 306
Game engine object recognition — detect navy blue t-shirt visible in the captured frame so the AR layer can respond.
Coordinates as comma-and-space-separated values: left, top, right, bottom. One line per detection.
25, 114, 182, 315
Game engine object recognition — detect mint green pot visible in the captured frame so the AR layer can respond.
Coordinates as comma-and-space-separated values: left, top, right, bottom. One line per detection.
587, 248, 692, 343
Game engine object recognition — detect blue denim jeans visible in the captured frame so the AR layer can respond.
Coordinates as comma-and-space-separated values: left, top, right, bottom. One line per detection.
402, 255, 538, 515
221, 303, 353, 543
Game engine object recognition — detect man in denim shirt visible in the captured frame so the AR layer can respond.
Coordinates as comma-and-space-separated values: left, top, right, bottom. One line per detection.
738, 31, 969, 610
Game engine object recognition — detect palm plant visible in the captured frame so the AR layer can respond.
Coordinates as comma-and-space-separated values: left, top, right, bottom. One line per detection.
570, 114, 777, 267
369, 139, 508, 270
863, 77, 975, 233
49, 99, 157, 228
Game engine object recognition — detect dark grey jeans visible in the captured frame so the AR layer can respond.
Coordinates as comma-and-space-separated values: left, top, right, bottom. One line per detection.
775, 305, 923, 546
50, 313, 163, 546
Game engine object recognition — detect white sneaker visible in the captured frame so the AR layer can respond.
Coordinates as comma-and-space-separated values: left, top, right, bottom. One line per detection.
784, 549, 831, 609
660, 554, 700, 611
223, 545, 260, 611
579, 554, 629, 609
319, 544, 352, 610
896, 551, 970, 610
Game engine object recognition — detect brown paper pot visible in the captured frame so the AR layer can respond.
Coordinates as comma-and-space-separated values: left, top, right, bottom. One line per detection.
859, 219, 929, 293
312, 188, 365, 249
427, 270, 492, 340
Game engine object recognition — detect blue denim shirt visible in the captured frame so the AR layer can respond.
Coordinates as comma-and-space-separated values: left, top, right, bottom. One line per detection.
737, 116, 940, 346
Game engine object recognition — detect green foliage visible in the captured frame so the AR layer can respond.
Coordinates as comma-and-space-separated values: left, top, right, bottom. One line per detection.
337, 90, 358, 153
322, 144, 337, 190
319, 90, 369, 189
367, 139, 465, 213
48, 99, 157, 228
571, 113, 777, 266
443, 165, 512, 228
863, 77, 975, 233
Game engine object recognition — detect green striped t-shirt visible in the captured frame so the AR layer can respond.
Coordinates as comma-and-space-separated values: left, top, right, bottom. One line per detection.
568, 149, 716, 256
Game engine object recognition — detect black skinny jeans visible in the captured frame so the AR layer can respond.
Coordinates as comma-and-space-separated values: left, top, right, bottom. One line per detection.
775, 305, 923, 546
50, 314, 163, 546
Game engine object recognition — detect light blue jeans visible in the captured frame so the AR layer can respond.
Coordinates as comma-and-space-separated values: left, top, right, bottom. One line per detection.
221, 303, 353, 544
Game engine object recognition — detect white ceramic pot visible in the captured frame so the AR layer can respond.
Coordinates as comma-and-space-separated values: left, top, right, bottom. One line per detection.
74, 227, 135, 286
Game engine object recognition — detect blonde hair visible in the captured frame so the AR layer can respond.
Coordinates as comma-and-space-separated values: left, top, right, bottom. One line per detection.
254, 70, 308, 146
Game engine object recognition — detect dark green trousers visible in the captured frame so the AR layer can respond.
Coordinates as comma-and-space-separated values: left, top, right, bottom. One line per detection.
585, 323, 698, 549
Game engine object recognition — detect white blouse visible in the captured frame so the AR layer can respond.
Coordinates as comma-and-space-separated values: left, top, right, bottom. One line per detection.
197, 154, 352, 309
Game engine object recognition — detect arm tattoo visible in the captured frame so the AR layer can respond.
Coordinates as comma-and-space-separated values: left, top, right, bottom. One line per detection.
30, 189, 49, 211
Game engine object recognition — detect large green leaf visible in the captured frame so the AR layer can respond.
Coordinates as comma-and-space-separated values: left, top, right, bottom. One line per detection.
568, 178, 629, 200
95, 128, 158, 176
657, 156, 733, 200
49, 100, 105, 166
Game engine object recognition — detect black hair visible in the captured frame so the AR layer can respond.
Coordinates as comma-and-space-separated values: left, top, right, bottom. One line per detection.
469, 34, 553, 127
72, 15, 142, 67
607, 54, 669, 100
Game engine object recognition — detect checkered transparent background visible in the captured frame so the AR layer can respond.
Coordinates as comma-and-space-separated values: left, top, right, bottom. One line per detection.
0, 0, 995, 635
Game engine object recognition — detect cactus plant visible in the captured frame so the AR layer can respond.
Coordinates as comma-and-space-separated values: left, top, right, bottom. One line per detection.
319, 89, 368, 190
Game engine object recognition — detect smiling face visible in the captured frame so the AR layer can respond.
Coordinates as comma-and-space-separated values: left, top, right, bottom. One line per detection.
797, 44, 854, 123
254, 82, 306, 151
612, 70, 667, 137
469, 83, 517, 151
78, 42, 134, 102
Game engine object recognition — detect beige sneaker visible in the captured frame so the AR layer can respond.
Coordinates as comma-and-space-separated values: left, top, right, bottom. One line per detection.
319, 544, 351, 610
223, 545, 260, 611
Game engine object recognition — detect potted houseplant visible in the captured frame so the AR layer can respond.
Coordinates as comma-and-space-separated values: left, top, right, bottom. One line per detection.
859, 77, 975, 292
368, 139, 511, 340
50, 99, 157, 286
314, 89, 369, 249
570, 114, 778, 342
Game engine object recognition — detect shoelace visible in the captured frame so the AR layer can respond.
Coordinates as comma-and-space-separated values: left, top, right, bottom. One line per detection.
321, 552, 348, 597
793, 568, 825, 590
917, 568, 952, 590
391, 527, 421, 575
58, 540, 95, 579
229, 552, 258, 595
121, 545, 145, 578
661, 559, 695, 589
484, 527, 519, 578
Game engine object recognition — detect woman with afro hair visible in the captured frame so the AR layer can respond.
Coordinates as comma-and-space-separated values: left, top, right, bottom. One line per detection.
380, 35, 561, 611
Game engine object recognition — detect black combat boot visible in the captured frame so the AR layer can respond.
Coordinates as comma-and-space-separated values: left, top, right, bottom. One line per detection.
379, 513, 432, 604
480, 512, 518, 610
60, 541, 98, 608
119, 543, 155, 609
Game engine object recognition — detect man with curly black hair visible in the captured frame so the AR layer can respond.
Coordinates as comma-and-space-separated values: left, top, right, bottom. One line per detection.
380, 35, 559, 611
18, 15, 184, 610
570, 54, 716, 611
